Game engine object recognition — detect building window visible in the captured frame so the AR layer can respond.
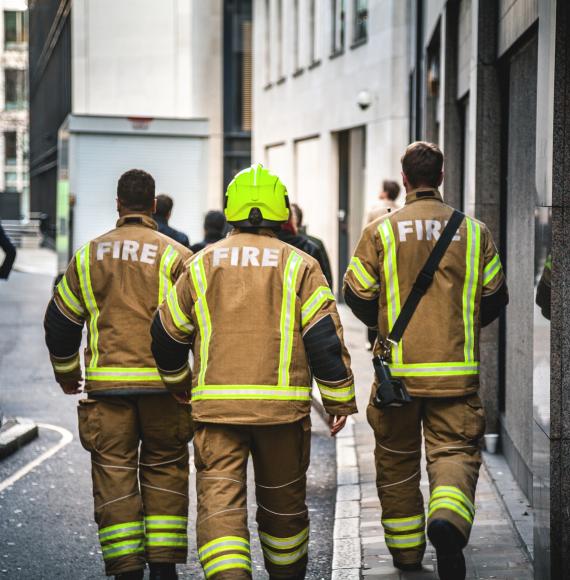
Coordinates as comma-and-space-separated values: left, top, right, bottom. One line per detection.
276, 0, 284, 79
4, 132, 17, 166
293, 0, 300, 70
4, 171, 18, 191
309, 0, 317, 63
4, 69, 27, 110
4, 11, 28, 49
331, 0, 346, 55
353, 0, 368, 44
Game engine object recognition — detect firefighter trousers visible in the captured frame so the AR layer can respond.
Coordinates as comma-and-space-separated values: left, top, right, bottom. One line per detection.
366, 394, 485, 567
193, 417, 312, 579
77, 394, 193, 576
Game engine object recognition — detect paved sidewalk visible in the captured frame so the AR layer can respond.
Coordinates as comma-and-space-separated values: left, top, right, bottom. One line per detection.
338, 305, 533, 579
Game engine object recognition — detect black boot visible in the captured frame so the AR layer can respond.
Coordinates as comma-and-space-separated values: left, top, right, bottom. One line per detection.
428, 519, 467, 580
114, 570, 144, 580
149, 563, 178, 580
394, 561, 423, 571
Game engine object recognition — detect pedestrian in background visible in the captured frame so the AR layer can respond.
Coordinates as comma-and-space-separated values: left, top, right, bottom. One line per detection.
344, 142, 508, 579
151, 164, 356, 580
190, 209, 227, 253
154, 193, 191, 248
44, 170, 193, 580
366, 179, 401, 223
0, 222, 16, 280
291, 203, 333, 290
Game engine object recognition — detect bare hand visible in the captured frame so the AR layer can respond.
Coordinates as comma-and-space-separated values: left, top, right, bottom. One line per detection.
328, 415, 348, 437
171, 391, 191, 405
58, 380, 83, 395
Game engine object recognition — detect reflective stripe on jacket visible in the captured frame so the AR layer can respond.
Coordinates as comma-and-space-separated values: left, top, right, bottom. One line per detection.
155, 230, 356, 425
344, 188, 507, 397
49, 214, 192, 393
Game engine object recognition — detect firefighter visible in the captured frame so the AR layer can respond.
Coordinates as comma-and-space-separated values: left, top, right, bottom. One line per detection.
343, 142, 508, 580
150, 163, 357, 579
44, 169, 193, 580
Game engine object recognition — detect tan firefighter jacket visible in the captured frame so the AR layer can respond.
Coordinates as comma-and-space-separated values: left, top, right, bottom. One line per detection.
46, 214, 192, 393
153, 229, 357, 425
344, 188, 507, 397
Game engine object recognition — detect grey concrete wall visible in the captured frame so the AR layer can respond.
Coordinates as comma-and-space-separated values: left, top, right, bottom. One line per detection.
498, 0, 538, 57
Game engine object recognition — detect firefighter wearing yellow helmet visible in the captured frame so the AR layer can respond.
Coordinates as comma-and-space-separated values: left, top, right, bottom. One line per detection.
151, 164, 357, 579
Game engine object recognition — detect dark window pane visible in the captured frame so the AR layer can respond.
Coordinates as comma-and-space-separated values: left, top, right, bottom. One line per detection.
4, 69, 26, 109
4, 11, 17, 44
4, 132, 17, 164
353, 0, 368, 42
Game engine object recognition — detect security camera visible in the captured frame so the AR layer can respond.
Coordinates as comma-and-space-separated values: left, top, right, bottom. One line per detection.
357, 90, 372, 110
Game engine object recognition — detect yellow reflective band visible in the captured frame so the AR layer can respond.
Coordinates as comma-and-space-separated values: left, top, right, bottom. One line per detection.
145, 515, 188, 530
389, 362, 479, 377
483, 253, 501, 286
462, 219, 481, 363
161, 365, 191, 384
99, 521, 144, 542
385, 531, 426, 549
317, 383, 355, 402
52, 354, 80, 374
166, 286, 194, 335
77, 244, 101, 367
545, 255, 552, 270
145, 533, 187, 548
428, 499, 473, 525
101, 538, 144, 560
158, 245, 178, 305
203, 554, 252, 578
198, 536, 250, 561
259, 527, 309, 550
278, 252, 303, 386
347, 256, 379, 292
382, 513, 425, 533
301, 286, 335, 327
191, 385, 311, 401
430, 486, 475, 516
378, 220, 402, 363
57, 275, 84, 317
191, 256, 211, 386
262, 541, 309, 565
86, 367, 162, 382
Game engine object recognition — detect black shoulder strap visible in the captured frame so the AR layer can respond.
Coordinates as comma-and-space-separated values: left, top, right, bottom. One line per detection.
387, 210, 464, 344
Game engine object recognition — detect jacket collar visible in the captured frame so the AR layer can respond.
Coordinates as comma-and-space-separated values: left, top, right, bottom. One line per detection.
116, 214, 158, 230
229, 228, 278, 238
405, 187, 443, 205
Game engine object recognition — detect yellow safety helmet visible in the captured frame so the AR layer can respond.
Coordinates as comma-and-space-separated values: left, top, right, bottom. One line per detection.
224, 163, 289, 227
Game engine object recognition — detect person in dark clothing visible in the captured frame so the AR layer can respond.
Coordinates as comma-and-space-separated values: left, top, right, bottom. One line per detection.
190, 210, 227, 253
0, 223, 16, 280
278, 212, 333, 288
291, 203, 333, 289
153, 193, 190, 248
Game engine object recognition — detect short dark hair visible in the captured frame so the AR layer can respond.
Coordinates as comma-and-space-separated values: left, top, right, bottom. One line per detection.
401, 141, 444, 188
291, 203, 303, 227
204, 210, 226, 235
155, 194, 174, 218
382, 180, 401, 201
117, 169, 155, 210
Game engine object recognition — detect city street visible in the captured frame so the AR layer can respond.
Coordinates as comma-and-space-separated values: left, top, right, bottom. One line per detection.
0, 262, 534, 579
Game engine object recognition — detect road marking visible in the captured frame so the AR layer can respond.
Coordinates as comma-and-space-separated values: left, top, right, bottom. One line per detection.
331, 416, 362, 580
0, 423, 73, 493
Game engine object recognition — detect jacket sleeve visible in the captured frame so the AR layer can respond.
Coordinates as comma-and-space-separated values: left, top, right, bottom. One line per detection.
343, 223, 381, 328
480, 227, 509, 327
44, 255, 86, 382
0, 224, 16, 280
151, 270, 195, 393
299, 261, 357, 416
169, 246, 193, 284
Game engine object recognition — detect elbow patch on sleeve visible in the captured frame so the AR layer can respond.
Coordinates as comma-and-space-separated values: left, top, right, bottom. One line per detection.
44, 300, 83, 358
151, 314, 191, 372
344, 285, 379, 328
481, 282, 509, 327
303, 315, 349, 382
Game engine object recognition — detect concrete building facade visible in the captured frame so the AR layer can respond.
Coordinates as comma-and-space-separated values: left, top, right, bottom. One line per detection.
29, 0, 251, 245
252, 0, 409, 293
0, 0, 28, 219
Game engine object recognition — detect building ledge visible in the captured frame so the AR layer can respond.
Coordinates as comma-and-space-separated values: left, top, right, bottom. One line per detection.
308, 59, 322, 70
292, 67, 305, 78
263, 82, 274, 91
329, 49, 344, 60
276, 76, 287, 85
